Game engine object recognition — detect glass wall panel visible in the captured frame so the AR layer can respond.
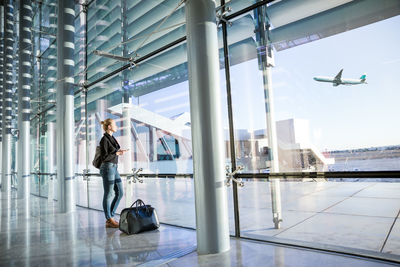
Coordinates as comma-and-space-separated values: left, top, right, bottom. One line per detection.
227, 9, 400, 174
31, 2, 41, 196
226, 12, 274, 174
39, 109, 57, 199
29, 0, 58, 198
86, 75, 124, 211
36, 39, 57, 198
30, 117, 40, 196
127, 177, 195, 228
121, 44, 192, 174
84, 0, 248, 231
268, 3, 400, 173
230, 2, 400, 258
272, 16, 400, 171
86, 43, 197, 225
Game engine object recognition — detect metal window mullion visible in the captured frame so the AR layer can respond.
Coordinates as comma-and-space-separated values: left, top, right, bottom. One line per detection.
83, 4, 90, 208
221, 0, 241, 238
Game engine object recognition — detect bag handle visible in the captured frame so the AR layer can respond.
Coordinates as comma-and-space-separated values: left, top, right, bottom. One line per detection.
131, 199, 150, 214
130, 199, 144, 208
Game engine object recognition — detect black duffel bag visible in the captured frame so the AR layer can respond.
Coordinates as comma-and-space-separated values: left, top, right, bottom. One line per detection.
119, 199, 160, 235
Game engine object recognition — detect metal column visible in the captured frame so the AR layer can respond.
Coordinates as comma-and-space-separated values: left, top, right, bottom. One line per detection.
56, 0, 75, 212
1, 0, 14, 194
17, 0, 32, 201
186, 0, 230, 254
255, 6, 282, 229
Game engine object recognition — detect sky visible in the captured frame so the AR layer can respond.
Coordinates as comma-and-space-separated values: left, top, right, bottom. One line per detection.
136, 14, 400, 152
271, 15, 400, 150
228, 15, 400, 151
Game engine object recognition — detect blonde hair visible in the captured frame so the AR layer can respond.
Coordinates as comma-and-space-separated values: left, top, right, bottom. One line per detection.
101, 118, 114, 132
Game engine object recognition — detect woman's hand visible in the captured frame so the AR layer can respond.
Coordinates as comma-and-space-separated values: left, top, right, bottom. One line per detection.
116, 149, 129, 156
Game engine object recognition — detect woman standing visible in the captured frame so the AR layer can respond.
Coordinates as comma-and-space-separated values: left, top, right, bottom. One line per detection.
99, 118, 128, 228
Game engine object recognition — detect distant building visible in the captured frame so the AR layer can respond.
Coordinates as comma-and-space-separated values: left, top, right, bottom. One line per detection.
276, 119, 334, 172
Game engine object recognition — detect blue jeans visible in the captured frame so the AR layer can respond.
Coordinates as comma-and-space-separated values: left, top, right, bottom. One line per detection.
100, 162, 123, 220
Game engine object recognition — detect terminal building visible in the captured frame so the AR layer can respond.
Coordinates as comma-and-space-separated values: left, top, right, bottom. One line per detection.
1, 0, 400, 265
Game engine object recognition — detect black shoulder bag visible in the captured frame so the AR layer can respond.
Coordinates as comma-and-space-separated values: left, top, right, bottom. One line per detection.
92, 146, 102, 169
119, 199, 160, 235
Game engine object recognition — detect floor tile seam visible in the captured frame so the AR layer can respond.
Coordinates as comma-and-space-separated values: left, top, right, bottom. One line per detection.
319, 211, 398, 220
350, 183, 380, 197
351, 196, 400, 200
277, 185, 340, 199
272, 211, 318, 237
308, 183, 376, 196
294, 183, 360, 201
298, 183, 344, 197
273, 195, 353, 237
380, 208, 400, 253
282, 209, 398, 219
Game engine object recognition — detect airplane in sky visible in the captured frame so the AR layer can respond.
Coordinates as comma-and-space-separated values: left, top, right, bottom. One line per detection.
313, 69, 367, 86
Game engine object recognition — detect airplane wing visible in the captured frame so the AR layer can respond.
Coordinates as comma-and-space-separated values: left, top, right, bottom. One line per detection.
334, 69, 343, 80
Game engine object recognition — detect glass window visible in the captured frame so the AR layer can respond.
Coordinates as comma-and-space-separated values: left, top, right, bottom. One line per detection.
229, 2, 400, 258
271, 15, 400, 172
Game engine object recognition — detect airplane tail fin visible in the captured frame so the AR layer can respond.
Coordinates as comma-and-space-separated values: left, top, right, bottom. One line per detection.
360, 73, 367, 82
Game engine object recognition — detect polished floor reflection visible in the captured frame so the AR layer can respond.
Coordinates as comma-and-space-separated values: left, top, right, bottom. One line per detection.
1, 191, 398, 266
167, 239, 398, 267
73, 178, 400, 255
0, 191, 196, 266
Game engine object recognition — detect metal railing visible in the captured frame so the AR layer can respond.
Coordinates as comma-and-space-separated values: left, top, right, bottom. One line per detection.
30, 170, 400, 180
12, 169, 399, 265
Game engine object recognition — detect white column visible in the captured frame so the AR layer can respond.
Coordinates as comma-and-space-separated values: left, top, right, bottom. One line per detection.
186, 0, 230, 254
122, 104, 133, 207
2, 0, 14, 195
56, 0, 76, 212
17, 0, 32, 203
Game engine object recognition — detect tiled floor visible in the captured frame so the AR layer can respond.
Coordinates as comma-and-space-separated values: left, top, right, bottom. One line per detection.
36, 179, 400, 256
0, 191, 399, 266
